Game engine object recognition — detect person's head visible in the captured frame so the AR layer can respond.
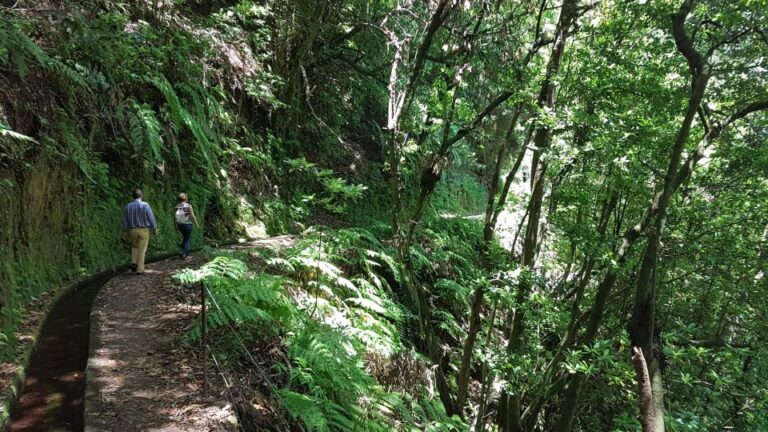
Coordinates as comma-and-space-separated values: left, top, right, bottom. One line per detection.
178, 193, 188, 203
133, 189, 143, 200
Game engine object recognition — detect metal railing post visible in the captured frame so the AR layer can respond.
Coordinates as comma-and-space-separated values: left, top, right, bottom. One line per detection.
201, 281, 208, 395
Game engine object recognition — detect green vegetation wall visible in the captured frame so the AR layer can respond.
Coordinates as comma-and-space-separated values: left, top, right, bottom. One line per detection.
0, 0, 391, 359
0, 5, 278, 358
0, 161, 212, 355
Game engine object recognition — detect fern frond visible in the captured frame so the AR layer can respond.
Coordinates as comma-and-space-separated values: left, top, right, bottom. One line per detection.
0, 124, 37, 144
409, 247, 433, 272
365, 250, 402, 283
334, 276, 359, 296
0, 19, 89, 87
434, 278, 470, 308
147, 75, 218, 172
130, 103, 164, 164
267, 257, 296, 273
173, 256, 249, 285
345, 296, 386, 316
278, 390, 331, 432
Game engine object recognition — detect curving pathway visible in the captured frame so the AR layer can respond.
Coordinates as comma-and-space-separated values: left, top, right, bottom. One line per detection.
84, 256, 234, 432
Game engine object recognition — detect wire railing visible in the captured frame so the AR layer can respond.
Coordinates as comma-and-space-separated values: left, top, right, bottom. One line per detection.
206, 346, 246, 432
200, 282, 302, 432
195, 234, 327, 431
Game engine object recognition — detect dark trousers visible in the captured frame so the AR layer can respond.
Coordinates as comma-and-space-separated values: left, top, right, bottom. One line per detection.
178, 223, 193, 257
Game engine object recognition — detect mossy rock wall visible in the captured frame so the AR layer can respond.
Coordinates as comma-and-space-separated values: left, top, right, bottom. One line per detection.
0, 159, 213, 360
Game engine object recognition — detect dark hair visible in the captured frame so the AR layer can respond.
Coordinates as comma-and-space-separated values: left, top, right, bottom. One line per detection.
133, 189, 143, 199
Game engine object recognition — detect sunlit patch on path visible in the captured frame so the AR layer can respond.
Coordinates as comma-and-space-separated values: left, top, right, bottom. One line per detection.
85, 256, 235, 432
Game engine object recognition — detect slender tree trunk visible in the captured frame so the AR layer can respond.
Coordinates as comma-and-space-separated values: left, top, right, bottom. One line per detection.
522, 190, 618, 429
497, 1, 578, 429
385, 0, 453, 249
381, 1, 458, 415
473, 301, 499, 432
457, 111, 524, 410
631, 347, 656, 432
399, 89, 515, 417
553, 2, 718, 428
629, 226, 667, 432
492, 127, 534, 229
628, 3, 712, 430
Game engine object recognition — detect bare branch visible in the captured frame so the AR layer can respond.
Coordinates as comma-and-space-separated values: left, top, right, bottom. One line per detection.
706, 27, 753, 58
696, 104, 710, 135
438, 90, 514, 155
721, 99, 768, 129
673, 99, 768, 190
399, 0, 454, 117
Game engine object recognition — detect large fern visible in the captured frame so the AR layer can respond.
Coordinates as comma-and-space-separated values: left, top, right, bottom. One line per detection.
174, 257, 294, 340
147, 75, 218, 172
182, 241, 468, 431
0, 19, 86, 87
282, 324, 394, 432
129, 103, 166, 165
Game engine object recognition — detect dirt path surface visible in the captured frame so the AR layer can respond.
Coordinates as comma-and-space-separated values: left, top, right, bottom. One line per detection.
84, 255, 234, 432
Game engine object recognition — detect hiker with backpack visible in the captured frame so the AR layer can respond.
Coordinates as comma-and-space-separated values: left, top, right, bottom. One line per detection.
174, 193, 199, 259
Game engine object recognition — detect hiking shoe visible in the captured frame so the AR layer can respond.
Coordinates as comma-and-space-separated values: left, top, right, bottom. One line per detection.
131, 263, 138, 272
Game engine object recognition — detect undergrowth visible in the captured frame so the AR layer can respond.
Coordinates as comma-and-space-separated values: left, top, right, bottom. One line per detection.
173, 221, 487, 431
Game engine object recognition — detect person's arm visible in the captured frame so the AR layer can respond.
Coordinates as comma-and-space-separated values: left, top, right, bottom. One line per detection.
189, 205, 200, 229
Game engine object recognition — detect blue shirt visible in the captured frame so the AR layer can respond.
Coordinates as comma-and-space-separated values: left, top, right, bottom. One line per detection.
123, 199, 157, 230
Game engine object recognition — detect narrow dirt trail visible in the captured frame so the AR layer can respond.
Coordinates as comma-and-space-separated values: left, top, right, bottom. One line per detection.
84, 255, 233, 432
84, 236, 296, 432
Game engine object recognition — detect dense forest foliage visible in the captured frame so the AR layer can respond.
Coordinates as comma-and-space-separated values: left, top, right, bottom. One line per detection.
1, 0, 767, 430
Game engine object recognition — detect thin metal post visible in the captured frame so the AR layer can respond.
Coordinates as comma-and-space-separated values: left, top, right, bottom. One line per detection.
201, 281, 208, 395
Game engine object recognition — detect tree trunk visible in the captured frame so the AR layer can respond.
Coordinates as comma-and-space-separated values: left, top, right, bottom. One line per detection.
473, 301, 499, 432
627, 3, 712, 430
631, 347, 655, 432
457, 112, 525, 410
497, 0, 578, 429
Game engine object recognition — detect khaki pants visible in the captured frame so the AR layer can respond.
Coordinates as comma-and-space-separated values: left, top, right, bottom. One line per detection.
128, 228, 150, 272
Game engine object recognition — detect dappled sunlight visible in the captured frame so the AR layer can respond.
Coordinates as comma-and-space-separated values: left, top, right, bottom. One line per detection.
1, 0, 766, 430
85, 256, 233, 431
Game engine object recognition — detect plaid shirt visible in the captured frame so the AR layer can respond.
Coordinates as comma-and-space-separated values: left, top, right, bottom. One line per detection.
123, 199, 157, 230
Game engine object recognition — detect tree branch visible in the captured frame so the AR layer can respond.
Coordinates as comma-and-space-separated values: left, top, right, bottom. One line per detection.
674, 338, 752, 349
672, 98, 768, 191
721, 100, 768, 129
399, 0, 453, 117
672, 0, 704, 73
438, 90, 514, 155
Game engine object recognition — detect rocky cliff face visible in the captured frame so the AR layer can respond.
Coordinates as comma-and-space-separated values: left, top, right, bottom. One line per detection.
1, 163, 79, 336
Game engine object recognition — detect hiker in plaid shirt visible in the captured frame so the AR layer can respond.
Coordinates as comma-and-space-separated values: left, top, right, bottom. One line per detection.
122, 189, 157, 273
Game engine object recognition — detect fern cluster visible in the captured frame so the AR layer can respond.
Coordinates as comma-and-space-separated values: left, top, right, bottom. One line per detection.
0, 18, 87, 87
266, 228, 407, 356
174, 257, 293, 340
176, 232, 472, 431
